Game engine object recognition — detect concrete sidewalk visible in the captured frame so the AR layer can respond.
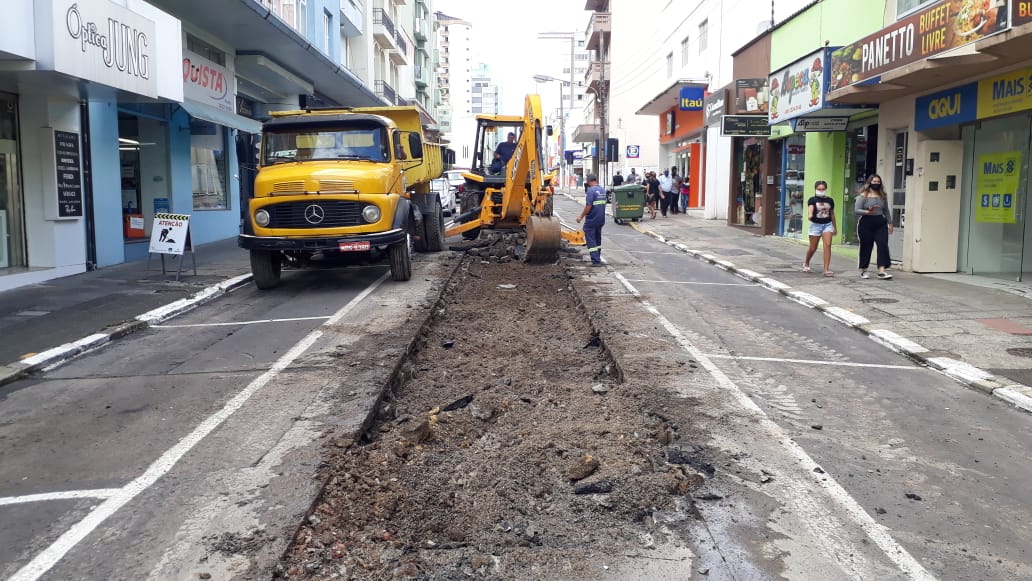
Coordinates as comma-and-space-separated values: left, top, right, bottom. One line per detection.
0, 238, 252, 386
573, 190, 1032, 413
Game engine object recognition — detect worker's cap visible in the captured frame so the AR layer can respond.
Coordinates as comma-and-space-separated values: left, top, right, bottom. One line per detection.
507, 132, 516, 138
586, 174, 598, 183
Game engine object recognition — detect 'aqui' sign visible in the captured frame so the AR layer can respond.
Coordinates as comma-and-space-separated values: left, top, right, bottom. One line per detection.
149, 213, 191, 255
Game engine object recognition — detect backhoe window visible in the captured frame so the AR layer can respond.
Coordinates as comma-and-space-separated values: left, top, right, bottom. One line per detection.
261, 125, 390, 165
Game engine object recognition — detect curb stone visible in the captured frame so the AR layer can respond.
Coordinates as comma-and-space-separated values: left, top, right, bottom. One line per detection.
0, 274, 254, 388
626, 222, 1032, 415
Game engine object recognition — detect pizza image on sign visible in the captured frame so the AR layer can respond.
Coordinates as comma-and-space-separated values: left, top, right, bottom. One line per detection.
149, 213, 191, 255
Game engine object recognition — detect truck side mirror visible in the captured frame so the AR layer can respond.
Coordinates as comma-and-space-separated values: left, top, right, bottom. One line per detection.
546, 125, 554, 136
408, 132, 424, 159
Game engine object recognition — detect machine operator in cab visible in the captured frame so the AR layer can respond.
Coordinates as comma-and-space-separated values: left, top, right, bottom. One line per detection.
576, 174, 606, 266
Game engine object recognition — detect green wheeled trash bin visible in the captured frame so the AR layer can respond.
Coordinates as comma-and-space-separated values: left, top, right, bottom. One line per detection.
612, 183, 646, 225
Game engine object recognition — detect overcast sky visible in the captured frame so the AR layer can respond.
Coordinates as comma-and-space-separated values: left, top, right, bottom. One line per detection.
433, 0, 590, 114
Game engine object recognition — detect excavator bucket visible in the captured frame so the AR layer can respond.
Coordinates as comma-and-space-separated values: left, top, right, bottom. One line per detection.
524, 215, 562, 263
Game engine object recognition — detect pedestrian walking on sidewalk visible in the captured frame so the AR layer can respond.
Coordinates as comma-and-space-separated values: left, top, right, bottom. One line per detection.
803, 180, 837, 276
576, 174, 607, 266
669, 168, 681, 214
644, 171, 660, 219
855, 174, 893, 279
612, 170, 624, 187
658, 170, 675, 216
679, 176, 691, 213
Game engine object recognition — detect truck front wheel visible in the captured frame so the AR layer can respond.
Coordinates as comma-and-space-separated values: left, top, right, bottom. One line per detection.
389, 235, 413, 281
250, 250, 282, 289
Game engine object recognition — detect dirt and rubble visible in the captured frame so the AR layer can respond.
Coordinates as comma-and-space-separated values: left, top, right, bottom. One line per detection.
277, 235, 711, 579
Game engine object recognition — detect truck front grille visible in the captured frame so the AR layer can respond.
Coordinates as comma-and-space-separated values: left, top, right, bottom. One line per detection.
266, 200, 367, 228
318, 180, 356, 192
272, 181, 306, 194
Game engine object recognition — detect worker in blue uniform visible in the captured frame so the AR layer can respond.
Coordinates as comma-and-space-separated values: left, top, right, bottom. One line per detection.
576, 174, 606, 266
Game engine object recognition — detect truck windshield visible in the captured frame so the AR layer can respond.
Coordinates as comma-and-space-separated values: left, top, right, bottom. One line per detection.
261, 125, 390, 165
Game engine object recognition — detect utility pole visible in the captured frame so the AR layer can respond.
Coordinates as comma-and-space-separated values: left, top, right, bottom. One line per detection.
598, 32, 607, 188
538, 31, 578, 189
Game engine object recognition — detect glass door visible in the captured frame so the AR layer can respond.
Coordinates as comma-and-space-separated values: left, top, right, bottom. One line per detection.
961, 113, 1032, 280
889, 130, 907, 260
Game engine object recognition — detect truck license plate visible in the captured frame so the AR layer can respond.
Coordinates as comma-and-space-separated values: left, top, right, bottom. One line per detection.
338, 241, 371, 252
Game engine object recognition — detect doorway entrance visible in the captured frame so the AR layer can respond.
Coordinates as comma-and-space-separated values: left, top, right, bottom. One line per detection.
960, 112, 1032, 281
0, 93, 22, 269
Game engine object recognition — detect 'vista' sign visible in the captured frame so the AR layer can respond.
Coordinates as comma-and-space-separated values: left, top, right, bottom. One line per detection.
183, 50, 234, 112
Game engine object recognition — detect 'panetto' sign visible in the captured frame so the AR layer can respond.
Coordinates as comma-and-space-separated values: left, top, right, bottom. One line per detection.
52, 0, 158, 98
183, 50, 234, 112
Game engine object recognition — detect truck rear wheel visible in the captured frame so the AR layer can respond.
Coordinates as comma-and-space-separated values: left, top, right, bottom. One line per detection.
389, 235, 412, 281
250, 250, 281, 289
425, 199, 446, 252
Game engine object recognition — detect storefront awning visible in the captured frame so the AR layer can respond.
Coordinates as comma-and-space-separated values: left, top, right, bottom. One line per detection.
827, 20, 1032, 106
572, 123, 600, 143
636, 78, 710, 116
180, 101, 262, 134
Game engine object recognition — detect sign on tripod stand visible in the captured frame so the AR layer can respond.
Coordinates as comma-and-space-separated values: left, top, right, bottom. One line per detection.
149, 213, 190, 255
148, 213, 196, 280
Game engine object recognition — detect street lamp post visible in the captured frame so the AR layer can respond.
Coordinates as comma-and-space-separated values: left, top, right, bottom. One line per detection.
532, 74, 565, 189
538, 31, 577, 189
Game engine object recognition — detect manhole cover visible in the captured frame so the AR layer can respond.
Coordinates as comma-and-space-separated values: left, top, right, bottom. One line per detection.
1006, 347, 1032, 358
861, 297, 899, 304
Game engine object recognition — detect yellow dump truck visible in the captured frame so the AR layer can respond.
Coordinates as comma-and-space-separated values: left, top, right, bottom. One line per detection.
238, 106, 451, 288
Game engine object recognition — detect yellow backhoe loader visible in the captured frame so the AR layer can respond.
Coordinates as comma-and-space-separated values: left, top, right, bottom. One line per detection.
445, 94, 584, 262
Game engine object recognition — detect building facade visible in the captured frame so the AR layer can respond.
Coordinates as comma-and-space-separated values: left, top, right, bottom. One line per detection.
1, 0, 433, 291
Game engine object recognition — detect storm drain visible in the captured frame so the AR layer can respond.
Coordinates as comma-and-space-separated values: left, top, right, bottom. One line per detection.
861, 297, 899, 304
1006, 347, 1032, 358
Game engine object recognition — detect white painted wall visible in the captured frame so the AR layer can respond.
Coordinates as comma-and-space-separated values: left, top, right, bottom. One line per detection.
21, 88, 87, 273
0, 0, 35, 60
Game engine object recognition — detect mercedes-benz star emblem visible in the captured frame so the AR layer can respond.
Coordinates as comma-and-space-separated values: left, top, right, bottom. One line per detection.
304, 204, 325, 224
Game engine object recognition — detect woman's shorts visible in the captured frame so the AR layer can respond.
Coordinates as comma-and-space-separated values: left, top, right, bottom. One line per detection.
808, 222, 835, 236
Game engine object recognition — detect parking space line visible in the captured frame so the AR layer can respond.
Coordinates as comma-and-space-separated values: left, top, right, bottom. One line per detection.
153, 316, 332, 329
611, 270, 935, 580
624, 278, 756, 287
9, 272, 390, 581
0, 489, 121, 506
704, 354, 921, 370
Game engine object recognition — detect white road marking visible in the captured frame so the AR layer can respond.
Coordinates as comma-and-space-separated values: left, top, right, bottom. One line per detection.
617, 250, 688, 256
153, 316, 332, 329
612, 270, 936, 580
624, 278, 756, 287
0, 489, 121, 506
9, 272, 390, 581
704, 354, 921, 370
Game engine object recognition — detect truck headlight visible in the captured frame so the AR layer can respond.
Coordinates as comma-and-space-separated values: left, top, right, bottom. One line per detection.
255, 209, 271, 227
362, 205, 381, 223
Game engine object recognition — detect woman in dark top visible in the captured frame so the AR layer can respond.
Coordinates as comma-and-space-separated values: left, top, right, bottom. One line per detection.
854, 174, 893, 279
644, 171, 660, 219
803, 180, 836, 276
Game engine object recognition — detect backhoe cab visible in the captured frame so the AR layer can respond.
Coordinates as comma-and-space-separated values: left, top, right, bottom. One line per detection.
446, 94, 584, 262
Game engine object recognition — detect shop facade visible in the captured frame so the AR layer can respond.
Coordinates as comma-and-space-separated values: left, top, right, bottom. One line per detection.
636, 80, 709, 212
827, 0, 1032, 278
766, 0, 883, 242
727, 33, 777, 233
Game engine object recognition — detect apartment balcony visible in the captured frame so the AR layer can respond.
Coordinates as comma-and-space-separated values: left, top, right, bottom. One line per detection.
585, 12, 611, 52
414, 16, 428, 41
375, 79, 397, 105
373, 9, 398, 50
391, 26, 412, 64
584, 61, 610, 91
415, 65, 429, 88
340, 1, 363, 37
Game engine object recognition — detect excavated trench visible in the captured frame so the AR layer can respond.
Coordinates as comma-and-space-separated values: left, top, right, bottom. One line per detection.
277, 236, 709, 579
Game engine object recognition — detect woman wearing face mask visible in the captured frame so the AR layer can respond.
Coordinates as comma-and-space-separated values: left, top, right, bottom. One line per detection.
854, 174, 893, 279
803, 180, 836, 276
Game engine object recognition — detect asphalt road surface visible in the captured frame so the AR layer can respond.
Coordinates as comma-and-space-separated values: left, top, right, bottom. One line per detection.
557, 193, 1032, 580
0, 260, 453, 581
